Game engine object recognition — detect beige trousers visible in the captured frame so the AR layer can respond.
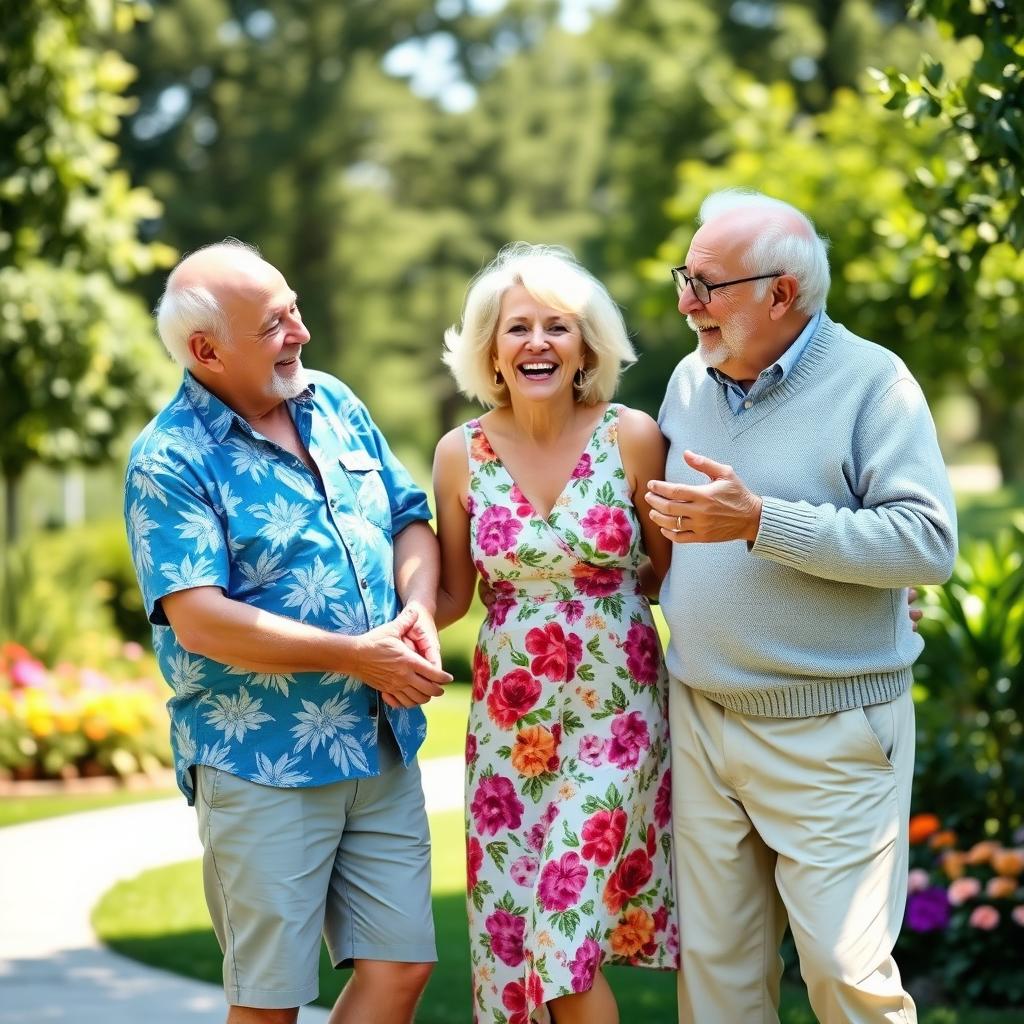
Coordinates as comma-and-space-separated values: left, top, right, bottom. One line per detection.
670, 681, 917, 1024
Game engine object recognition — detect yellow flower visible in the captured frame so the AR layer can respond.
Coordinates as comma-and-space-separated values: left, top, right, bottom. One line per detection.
585, 614, 607, 630
578, 687, 599, 710
558, 782, 576, 800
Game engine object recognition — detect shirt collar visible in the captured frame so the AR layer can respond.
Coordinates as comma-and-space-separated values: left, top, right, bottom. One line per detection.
705, 309, 823, 392
181, 371, 317, 443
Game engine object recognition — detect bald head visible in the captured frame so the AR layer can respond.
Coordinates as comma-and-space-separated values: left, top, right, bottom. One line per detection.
156, 239, 273, 366
694, 189, 830, 314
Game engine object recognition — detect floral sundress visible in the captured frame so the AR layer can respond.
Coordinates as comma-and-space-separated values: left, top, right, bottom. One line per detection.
462, 404, 677, 1023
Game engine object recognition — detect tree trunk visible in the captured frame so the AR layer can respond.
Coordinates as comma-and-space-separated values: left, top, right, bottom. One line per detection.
2, 471, 20, 639
976, 395, 1024, 486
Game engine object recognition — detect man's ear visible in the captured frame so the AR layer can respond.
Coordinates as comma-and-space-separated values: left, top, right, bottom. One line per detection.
187, 330, 224, 372
768, 275, 800, 320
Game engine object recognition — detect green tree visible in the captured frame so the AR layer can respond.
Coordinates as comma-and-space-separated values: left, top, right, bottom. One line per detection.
0, 0, 175, 552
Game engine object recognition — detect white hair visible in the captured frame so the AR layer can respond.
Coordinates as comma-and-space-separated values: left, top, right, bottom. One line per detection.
443, 243, 636, 408
154, 238, 262, 366
698, 189, 831, 314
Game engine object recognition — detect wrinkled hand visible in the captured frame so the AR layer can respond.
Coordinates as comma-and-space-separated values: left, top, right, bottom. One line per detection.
399, 600, 443, 672
646, 450, 763, 544
354, 606, 452, 709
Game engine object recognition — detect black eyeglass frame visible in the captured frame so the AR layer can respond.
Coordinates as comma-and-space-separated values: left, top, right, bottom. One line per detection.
671, 266, 784, 304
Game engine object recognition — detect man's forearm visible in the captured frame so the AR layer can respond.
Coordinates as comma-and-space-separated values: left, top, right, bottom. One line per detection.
164, 587, 361, 676
394, 521, 440, 614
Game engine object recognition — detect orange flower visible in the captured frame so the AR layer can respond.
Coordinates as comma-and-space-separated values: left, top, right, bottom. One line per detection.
510, 725, 557, 778
929, 829, 958, 850
470, 432, 498, 464
909, 814, 941, 845
966, 841, 1000, 866
986, 876, 1019, 900
941, 851, 967, 880
610, 908, 655, 957
991, 849, 1024, 877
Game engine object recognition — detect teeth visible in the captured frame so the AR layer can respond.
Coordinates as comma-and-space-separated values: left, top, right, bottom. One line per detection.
521, 363, 556, 371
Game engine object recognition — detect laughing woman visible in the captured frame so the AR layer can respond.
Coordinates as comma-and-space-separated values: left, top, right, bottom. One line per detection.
432, 244, 678, 1024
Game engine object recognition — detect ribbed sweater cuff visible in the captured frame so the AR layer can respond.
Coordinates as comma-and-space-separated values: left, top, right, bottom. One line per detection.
752, 497, 818, 567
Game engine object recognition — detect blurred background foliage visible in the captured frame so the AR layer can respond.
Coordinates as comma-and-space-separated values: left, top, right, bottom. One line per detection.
0, 0, 1021, 825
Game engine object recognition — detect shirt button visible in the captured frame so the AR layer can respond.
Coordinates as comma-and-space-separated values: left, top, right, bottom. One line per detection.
743, 400, 753, 410
360, 578, 369, 590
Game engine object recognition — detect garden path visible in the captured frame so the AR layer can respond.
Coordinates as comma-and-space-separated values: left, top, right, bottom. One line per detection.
0, 754, 465, 1023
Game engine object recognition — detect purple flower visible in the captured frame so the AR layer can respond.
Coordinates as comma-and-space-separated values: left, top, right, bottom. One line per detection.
578, 734, 605, 766
905, 887, 950, 932
477, 506, 523, 555
485, 908, 526, 967
607, 711, 650, 769
470, 774, 525, 837
569, 937, 602, 992
510, 855, 539, 887
538, 851, 589, 912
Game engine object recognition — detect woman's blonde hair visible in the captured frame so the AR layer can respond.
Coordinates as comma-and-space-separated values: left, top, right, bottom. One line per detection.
442, 243, 636, 407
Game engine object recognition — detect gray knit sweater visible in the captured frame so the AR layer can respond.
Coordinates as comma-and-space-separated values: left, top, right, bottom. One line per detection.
657, 315, 957, 717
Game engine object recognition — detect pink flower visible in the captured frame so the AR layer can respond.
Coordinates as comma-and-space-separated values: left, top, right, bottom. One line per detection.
465, 732, 478, 763
569, 937, 602, 992
1012, 906, 1024, 927
571, 453, 594, 480
580, 505, 632, 556
477, 505, 523, 555
487, 580, 518, 627
667, 922, 679, 958
527, 802, 560, 852
487, 669, 542, 729
653, 905, 669, 932
501, 975, 544, 1024
509, 484, 533, 517
580, 808, 628, 866
948, 876, 981, 905
571, 563, 624, 598
578, 734, 605, 766
654, 769, 672, 829
485, 908, 526, 967
907, 868, 931, 894
10, 658, 47, 689
467, 836, 484, 891
968, 904, 1001, 930
607, 711, 650, 769
510, 855, 539, 887
525, 623, 583, 682
623, 621, 661, 685
470, 774, 525, 836
538, 851, 589, 911
556, 599, 584, 624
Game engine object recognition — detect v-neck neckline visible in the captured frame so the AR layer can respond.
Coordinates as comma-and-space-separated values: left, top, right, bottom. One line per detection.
474, 405, 615, 522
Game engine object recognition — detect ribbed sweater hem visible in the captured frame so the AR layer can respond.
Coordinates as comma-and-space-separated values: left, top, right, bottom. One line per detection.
687, 667, 912, 718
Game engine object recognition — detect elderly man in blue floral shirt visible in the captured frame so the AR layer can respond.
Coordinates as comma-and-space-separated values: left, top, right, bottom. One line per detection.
124, 240, 451, 1024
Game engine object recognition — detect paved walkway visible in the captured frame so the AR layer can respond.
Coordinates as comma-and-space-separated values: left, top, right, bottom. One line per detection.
0, 756, 465, 1023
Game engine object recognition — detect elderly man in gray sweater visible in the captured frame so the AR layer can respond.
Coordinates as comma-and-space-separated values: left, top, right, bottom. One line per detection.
645, 189, 956, 1024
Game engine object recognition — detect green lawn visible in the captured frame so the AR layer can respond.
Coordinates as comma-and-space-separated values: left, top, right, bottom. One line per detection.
0, 788, 175, 829
93, 808, 1015, 1023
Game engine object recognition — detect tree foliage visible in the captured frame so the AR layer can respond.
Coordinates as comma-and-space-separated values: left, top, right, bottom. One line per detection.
0, 0, 175, 542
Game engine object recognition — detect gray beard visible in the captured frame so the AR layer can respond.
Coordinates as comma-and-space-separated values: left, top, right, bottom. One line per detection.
270, 362, 309, 400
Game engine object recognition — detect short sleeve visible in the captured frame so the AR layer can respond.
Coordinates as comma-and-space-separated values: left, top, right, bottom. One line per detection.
124, 455, 231, 624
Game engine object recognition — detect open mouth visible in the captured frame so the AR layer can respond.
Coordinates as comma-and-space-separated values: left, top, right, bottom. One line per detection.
517, 361, 559, 380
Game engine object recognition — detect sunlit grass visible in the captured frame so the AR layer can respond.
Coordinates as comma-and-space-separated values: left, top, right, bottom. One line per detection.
0, 788, 175, 829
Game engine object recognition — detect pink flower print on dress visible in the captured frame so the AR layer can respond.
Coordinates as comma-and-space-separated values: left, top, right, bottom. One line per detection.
477, 505, 523, 555
578, 734, 606, 766
488, 580, 518, 627
510, 854, 539, 887
580, 505, 632, 556
623, 621, 661, 685
571, 563, 624, 598
556, 599, 584, 624
654, 769, 672, 829
470, 774, 525, 836
607, 711, 651, 769
580, 808, 628, 866
526, 801, 560, 852
467, 836, 484, 891
571, 453, 594, 480
509, 483, 533, 517
525, 623, 583, 682
538, 851, 590, 912
603, 848, 654, 913
569, 937, 602, 992
487, 668, 542, 729
485, 908, 527, 967
471, 647, 490, 700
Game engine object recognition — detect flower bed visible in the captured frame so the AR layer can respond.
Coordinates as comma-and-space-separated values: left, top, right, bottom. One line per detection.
900, 813, 1024, 1007
0, 641, 171, 781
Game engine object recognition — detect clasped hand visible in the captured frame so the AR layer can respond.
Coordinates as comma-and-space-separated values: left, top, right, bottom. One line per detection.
646, 449, 763, 544
356, 602, 451, 709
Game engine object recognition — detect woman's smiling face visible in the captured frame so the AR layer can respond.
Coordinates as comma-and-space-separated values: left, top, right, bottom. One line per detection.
492, 284, 586, 403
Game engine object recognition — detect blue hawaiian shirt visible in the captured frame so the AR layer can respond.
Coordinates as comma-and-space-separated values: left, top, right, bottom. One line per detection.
124, 370, 431, 803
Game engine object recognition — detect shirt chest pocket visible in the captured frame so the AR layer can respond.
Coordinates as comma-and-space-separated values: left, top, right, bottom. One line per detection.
339, 453, 392, 533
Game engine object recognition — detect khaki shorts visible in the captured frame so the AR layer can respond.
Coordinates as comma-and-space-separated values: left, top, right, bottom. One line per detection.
194, 734, 436, 1009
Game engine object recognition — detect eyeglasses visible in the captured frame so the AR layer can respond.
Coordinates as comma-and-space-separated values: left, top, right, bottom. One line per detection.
671, 266, 784, 305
